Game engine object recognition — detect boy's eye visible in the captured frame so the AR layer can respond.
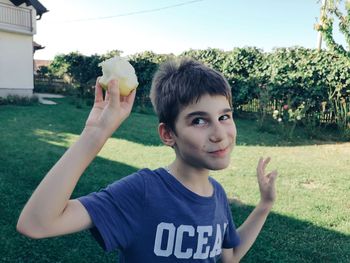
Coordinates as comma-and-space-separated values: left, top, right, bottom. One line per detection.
219, 114, 231, 121
192, 118, 206, 125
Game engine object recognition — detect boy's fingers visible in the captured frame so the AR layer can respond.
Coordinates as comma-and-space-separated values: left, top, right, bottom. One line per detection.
94, 78, 104, 102
258, 157, 271, 178
105, 89, 110, 102
256, 157, 263, 175
268, 170, 278, 185
257, 157, 276, 184
124, 89, 137, 104
268, 170, 278, 179
262, 157, 271, 171
108, 79, 120, 106
257, 157, 264, 178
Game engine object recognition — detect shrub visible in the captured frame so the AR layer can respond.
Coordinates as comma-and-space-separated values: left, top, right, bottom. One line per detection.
0, 95, 38, 106
34, 47, 349, 139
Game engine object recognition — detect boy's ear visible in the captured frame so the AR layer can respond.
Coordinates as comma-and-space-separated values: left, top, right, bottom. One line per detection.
158, 123, 175, 147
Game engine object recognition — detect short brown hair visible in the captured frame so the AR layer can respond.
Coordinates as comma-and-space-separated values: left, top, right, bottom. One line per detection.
150, 58, 232, 132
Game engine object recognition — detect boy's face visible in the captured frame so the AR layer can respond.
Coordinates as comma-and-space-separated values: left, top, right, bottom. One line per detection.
172, 94, 236, 171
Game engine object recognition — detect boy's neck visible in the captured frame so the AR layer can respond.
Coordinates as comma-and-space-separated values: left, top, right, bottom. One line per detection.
167, 161, 213, 197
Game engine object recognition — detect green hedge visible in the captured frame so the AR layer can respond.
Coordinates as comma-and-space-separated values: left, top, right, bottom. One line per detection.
39, 48, 350, 131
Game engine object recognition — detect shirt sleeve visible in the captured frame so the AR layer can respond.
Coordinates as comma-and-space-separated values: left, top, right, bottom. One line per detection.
77, 171, 146, 252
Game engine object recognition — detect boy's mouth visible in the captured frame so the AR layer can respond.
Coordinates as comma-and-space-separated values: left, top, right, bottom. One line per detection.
208, 145, 230, 157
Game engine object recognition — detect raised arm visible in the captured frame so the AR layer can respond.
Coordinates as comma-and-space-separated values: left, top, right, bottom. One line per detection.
17, 79, 136, 239
222, 157, 278, 262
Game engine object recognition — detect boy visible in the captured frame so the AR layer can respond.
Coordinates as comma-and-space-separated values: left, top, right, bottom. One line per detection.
17, 58, 278, 262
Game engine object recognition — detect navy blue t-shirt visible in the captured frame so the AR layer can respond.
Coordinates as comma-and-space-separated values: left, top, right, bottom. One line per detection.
78, 168, 240, 262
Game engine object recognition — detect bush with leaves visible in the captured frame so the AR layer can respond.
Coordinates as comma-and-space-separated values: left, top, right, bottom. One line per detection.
0, 95, 38, 106
128, 51, 174, 110
48, 52, 102, 100
222, 47, 265, 109
180, 48, 228, 72
42, 47, 349, 138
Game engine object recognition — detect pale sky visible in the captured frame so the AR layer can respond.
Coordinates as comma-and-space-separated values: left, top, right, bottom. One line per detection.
34, 0, 347, 60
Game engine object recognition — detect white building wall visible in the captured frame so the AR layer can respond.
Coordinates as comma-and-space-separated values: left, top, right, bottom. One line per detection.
0, 31, 34, 97
0, 0, 38, 97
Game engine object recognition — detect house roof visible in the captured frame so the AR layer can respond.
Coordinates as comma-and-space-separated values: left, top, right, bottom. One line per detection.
10, 0, 48, 18
33, 41, 44, 52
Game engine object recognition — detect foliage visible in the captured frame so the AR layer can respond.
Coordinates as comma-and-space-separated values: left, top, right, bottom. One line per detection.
36, 65, 50, 78
180, 48, 228, 72
39, 47, 350, 139
34, 77, 74, 95
264, 47, 350, 137
48, 52, 102, 100
0, 95, 38, 106
128, 51, 174, 109
48, 54, 69, 79
272, 103, 306, 139
100, 49, 123, 60
315, 0, 350, 57
180, 47, 267, 109
222, 47, 266, 108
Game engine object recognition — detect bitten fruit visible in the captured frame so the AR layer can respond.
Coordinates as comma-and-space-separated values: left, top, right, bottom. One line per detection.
98, 56, 139, 96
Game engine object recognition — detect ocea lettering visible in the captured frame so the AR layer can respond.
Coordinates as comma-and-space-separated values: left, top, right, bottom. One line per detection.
153, 222, 228, 259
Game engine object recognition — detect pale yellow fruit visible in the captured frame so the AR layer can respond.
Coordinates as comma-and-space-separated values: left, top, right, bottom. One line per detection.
98, 56, 139, 96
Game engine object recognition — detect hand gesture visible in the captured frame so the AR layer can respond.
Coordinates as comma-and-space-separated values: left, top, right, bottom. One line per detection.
256, 157, 278, 207
85, 78, 136, 139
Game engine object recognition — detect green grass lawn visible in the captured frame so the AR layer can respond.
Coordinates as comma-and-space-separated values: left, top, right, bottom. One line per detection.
1, 98, 349, 262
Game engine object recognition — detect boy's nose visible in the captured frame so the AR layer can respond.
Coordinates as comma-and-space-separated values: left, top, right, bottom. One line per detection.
209, 123, 225, 143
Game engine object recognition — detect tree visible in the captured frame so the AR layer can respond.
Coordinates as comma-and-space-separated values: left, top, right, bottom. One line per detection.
49, 52, 102, 99
100, 49, 123, 60
315, 0, 350, 132
49, 54, 70, 80
315, 0, 350, 57
36, 66, 49, 78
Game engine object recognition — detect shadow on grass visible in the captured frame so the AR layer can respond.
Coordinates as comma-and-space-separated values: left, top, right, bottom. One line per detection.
1, 137, 139, 262
111, 112, 162, 146
230, 201, 350, 263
